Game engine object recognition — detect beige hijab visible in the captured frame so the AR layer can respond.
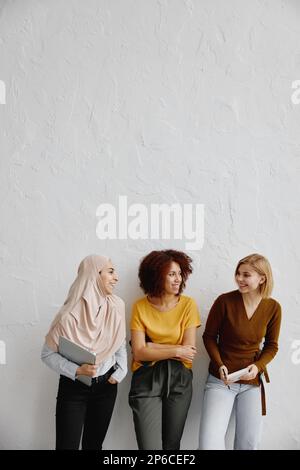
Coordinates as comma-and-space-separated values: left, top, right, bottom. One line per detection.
45, 255, 126, 365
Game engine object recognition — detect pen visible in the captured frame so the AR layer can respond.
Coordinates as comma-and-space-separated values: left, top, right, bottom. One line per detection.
221, 367, 230, 389
224, 371, 230, 389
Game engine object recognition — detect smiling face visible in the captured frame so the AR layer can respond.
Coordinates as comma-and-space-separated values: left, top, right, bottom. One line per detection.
235, 263, 265, 295
99, 260, 118, 295
163, 261, 182, 296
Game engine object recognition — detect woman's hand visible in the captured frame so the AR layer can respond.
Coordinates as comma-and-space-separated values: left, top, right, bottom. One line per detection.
175, 345, 197, 363
76, 364, 98, 377
239, 364, 259, 381
107, 376, 118, 384
219, 365, 231, 385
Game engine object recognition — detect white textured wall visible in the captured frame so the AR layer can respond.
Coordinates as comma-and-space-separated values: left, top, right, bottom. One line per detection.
1, 0, 300, 450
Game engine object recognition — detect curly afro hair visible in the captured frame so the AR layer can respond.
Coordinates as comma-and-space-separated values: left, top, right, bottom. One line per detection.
138, 249, 193, 297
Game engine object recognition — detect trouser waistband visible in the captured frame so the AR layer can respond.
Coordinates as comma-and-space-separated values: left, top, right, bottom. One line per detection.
91, 365, 116, 384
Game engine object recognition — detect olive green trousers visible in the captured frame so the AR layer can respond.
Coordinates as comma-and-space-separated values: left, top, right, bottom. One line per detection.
128, 359, 193, 450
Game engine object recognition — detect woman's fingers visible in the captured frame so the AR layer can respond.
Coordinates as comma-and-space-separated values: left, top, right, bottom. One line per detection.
108, 377, 118, 384
80, 364, 98, 377
175, 344, 197, 363
239, 373, 251, 380
219, 365, 229, 383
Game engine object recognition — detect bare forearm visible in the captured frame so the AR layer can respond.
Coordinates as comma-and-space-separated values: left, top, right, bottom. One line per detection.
146, 342, 176, 350
134, 346, 178, 362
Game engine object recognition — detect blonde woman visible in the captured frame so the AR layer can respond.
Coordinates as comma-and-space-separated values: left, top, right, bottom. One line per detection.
199, 254, 281, 450
41, 255, 127, 450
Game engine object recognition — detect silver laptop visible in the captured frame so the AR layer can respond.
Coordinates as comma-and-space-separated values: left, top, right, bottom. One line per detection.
58, 336, 96, 386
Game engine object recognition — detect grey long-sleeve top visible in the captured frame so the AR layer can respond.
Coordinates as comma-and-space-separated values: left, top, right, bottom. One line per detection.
41, 339, 128, 383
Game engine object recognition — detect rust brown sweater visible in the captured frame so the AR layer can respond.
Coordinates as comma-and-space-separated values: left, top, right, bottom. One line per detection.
203, 290, 281, 387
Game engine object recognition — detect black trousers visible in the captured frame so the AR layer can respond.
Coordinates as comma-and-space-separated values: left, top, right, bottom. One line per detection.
55, 369, 117, 450
129, 360, 193, 450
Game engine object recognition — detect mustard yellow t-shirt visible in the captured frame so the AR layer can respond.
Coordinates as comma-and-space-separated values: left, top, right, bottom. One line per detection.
130, 295, 201, 372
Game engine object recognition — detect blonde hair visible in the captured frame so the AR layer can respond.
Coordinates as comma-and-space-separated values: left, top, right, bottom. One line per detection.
235, 253, 273, 298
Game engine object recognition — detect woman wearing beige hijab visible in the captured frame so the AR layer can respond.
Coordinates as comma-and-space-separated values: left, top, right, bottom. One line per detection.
41, 255, 127, 450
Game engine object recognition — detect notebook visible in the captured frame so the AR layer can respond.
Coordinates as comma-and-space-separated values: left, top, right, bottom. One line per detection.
227, 367, 249, 382
58, 336, 96, 386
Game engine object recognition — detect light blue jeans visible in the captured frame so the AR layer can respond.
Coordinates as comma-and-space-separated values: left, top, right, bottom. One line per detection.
199, 374, 263, 450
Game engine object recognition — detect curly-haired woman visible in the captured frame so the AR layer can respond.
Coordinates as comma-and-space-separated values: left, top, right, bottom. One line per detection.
128, 249, 201, 450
